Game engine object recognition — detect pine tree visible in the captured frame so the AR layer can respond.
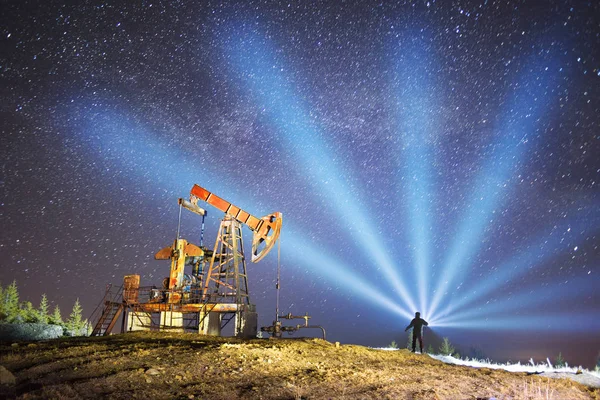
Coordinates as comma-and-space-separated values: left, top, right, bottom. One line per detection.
389, 340, 398, 349
37, 294, 49, 324
84, 319, 92, 335
2, 281, 21, 322
21, 301, 38, 323
439, 337, 455, 356
49, 305, 63, 325
67, 298, 84, 335
427, 344, 434, 354
555, 352, 565, 368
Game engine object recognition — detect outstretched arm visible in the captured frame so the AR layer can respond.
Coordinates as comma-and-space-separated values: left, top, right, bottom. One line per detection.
423, 320, 429, 326
405, 321, 414, 332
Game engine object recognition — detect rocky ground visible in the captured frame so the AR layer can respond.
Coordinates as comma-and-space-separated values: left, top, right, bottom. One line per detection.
1, 331, 598, 400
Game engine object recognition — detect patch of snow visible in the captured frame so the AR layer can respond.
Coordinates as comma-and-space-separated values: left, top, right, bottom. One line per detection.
377, 347, 400, 351
428, 354, 600, 388
371, 348, 600, 388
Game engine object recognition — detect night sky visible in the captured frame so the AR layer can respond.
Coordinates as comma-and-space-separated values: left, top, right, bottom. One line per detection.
1, 1, 599, 367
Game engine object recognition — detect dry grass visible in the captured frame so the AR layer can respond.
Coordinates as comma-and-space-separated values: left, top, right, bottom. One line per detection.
1, 331, 598, 399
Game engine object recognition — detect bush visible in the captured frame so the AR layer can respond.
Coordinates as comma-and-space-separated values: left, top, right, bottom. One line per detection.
389, 340, 398, 349
555, 352, 566, 368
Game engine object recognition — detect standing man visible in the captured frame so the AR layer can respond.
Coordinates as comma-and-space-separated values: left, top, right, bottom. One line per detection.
405, 312, 429, 353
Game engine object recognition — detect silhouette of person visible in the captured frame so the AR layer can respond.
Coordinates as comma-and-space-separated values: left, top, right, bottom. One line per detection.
405, 311, 429, 353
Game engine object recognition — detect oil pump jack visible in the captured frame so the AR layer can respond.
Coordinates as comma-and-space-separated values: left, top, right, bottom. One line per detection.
91, 184, 282, 338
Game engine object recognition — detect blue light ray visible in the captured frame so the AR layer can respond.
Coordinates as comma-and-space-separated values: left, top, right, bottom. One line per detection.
392, 36, 438, 315
430, 276, 598, 326
432, 312, 600, 332
435, 205, 600, 320
285, 233, 414, 320
76, 107, 409, 318
223, 28, 416, 311
428, 59, 562, 317
80, 111, 224, 197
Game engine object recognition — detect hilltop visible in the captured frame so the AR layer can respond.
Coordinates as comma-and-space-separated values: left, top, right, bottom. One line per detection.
1, 331, 598, 399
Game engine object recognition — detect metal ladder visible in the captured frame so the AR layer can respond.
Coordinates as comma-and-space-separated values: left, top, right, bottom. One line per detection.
90, 284, 125, 336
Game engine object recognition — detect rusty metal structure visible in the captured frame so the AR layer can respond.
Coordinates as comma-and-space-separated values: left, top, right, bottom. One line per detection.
91, 184, 282, 338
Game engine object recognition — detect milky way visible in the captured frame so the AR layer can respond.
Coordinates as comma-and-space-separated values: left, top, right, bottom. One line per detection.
1, 1, 599, 367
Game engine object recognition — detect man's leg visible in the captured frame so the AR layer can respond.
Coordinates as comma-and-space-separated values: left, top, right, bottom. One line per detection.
412, 333, 417, 352
418, 336, 424, 353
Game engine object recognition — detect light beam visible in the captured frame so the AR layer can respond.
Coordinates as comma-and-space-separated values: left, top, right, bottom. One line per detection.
434, 204, 600, 321
391, 35, 438, 315
430, 275, 599, 327
285, 232, 414, 320
431, 312, 600, 331
429, 58, 562, 317
223, 27, 416, 311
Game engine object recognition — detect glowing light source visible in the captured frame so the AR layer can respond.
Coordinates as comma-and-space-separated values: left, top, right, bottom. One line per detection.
73, 38, 589, 342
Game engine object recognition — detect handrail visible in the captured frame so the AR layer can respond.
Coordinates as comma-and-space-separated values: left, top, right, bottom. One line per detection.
88, 284, 123, 335
88, 284, 113, 333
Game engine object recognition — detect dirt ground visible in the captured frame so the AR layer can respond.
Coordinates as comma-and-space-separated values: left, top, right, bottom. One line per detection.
1, 331, 598, 400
